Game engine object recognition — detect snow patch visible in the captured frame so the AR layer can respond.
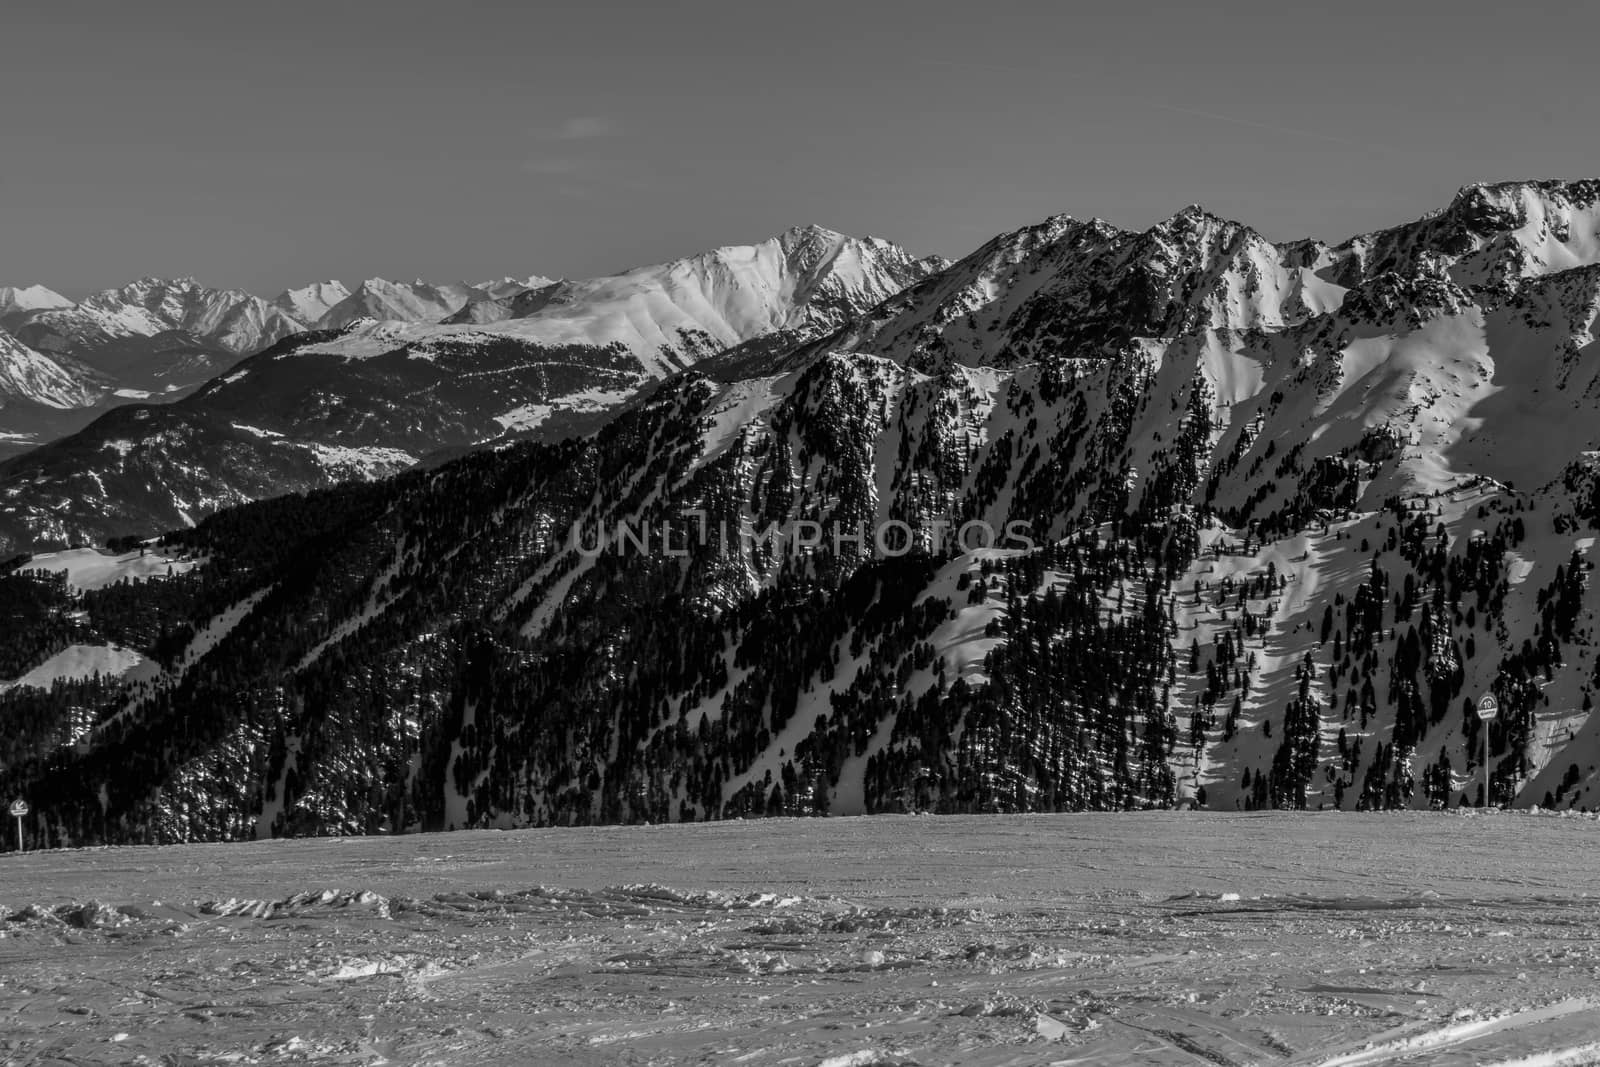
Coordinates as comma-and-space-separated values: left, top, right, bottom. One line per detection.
2, 644, 154, 692
22, 547, 202, 591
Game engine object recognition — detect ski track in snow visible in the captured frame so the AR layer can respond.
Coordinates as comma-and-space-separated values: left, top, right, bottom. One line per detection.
3, 813, 1600, 1065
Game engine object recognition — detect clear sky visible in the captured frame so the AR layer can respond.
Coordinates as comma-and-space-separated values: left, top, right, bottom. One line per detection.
7, 0, 1600, 298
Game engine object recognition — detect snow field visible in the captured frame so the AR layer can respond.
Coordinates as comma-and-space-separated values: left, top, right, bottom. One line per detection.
3, 813, 1600, 1064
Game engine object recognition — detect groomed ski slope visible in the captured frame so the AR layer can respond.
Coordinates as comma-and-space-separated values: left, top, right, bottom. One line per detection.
3, 811, 1600, 1065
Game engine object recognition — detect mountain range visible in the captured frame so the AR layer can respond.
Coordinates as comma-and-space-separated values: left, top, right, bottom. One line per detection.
6, 179, 1600, 843
0, 227, 941, 549
0, 274, 572, 458
0, 275, 598, 446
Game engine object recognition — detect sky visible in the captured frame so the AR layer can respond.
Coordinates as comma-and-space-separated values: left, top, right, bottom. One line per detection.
6, 0, 1600, 298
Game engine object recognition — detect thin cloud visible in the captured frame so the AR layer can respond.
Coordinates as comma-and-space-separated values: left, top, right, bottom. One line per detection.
556, 116, 619, 140
521, 119, 622, 183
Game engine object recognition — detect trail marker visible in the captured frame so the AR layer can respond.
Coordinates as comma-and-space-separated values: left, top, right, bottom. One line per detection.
8, 799, 26, 852
1477, 693, 1499, 809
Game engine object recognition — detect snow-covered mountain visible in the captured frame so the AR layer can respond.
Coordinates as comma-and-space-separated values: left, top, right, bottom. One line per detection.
11, 276, 304, 362
0, 277, 300, 452
0, 284, 72, 316
442, 278, 561, 324
17, 181, 1600, 844
312, 278, 479, 330
0, 273, 566, 456
309, 225, 938, 377
0, 326, 113, 457
0, 226, 937, 546
309, 276, 560, 327
270, 280, 351, 327
474, 274, 558, 299
0, 326, 101, 410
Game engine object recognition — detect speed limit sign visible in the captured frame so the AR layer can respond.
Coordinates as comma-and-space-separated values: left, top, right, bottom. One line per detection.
1477, 694, 1499, 721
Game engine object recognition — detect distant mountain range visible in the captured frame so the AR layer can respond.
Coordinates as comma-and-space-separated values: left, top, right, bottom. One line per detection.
0, 274, 574, 457
0, 227, 940, 547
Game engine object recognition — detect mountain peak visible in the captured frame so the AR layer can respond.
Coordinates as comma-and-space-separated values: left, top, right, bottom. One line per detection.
0, 284, 73, 314
0, 323, 102, 409
774, 224, 852, 258
125, 275, 202, 290
779, 222, 844, 240
1434, 178, 1600, 242
315, 279, 475, 329
1151, 203, 1246, 235
1451, 177, 1600, 208
272, 280, 351, 327
18, 276, 300, 359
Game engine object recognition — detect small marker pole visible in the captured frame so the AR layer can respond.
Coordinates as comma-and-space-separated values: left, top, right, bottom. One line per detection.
7, 799, 27, 853
1477, 693, 1499, 809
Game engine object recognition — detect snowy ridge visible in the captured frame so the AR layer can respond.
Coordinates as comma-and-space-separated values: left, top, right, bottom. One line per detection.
0, 326, 101, 409
0, 228, 937, 550
0, 284, 72, 315
295, 225, 935, 377
314, 278, 479, 330
473, 274, 558, 299
1339, 179, 1600, 298
16, 276, 304, 357
270, 280, 351, 326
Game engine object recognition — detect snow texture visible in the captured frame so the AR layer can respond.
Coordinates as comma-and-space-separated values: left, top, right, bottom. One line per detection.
2, 813, 1599, 1064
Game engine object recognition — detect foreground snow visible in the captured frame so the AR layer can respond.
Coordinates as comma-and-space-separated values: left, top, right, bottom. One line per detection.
2, 812, 1599, 1064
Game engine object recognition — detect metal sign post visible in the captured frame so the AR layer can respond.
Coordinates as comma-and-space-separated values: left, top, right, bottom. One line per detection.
8, 799, 27, 852
1477, 693, 1499, 808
